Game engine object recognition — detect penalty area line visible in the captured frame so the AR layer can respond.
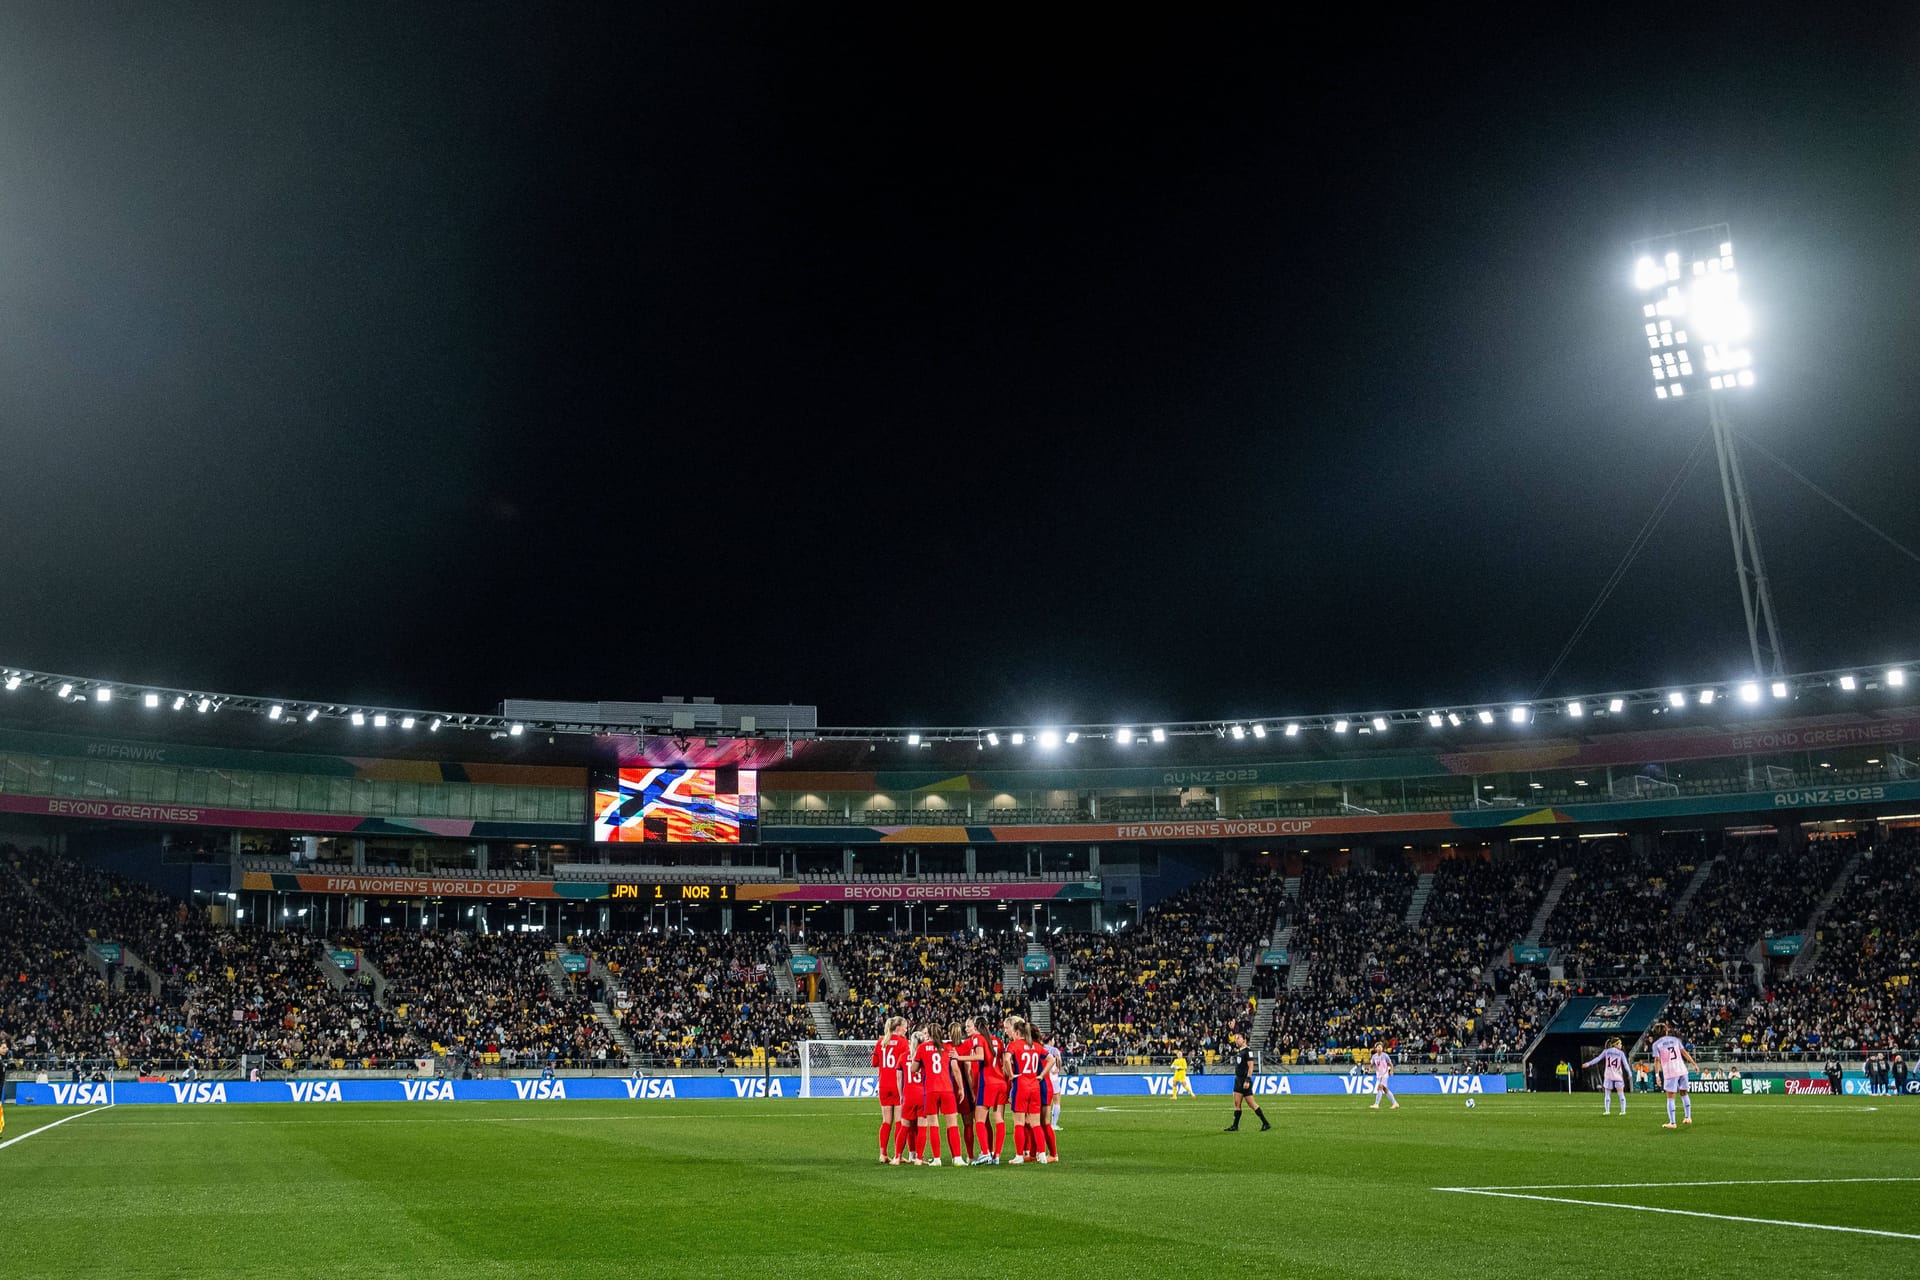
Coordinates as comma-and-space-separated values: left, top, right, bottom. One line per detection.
1434, 1187, 1920, 1242
0, 1104, 114, 1152
1443, 1176, 1920, 1191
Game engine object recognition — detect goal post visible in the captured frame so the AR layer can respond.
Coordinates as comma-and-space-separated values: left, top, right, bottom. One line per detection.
799, 1039, 878, 1099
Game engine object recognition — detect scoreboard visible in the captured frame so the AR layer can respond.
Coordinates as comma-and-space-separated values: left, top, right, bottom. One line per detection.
609, 882, 736, 902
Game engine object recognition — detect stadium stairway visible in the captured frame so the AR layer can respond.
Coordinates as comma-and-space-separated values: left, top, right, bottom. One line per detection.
1670, 856, 1722, 919
1788, 843, 1869, 978
314, 941, 353, 992
1001, 957, 1025, 997
820, 952, 849, 1002
1522, 865, 1576, 947
1404, 872, 1436, 926
807, 1001, 838, 1039
773, 948, 801, 999
1031, 999, 1052, 1035
593, 1004, 637, 1060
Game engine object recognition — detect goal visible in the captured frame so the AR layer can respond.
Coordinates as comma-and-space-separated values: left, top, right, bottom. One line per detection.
800, 1039, 878, 1098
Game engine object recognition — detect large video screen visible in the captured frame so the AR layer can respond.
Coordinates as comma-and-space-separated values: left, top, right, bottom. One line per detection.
591, 766, 758, 844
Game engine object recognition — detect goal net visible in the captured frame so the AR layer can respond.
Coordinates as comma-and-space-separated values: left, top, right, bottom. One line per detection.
799, 1039, 878, 1099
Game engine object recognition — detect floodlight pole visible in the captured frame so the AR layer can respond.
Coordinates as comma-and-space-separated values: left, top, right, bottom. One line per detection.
1706, 394, 1786, 677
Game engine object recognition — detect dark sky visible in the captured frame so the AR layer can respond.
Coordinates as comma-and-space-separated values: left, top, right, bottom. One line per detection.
2, 4, 1917, 727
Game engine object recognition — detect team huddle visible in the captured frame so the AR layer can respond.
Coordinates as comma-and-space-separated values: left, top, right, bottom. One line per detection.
870, 1014, 1062, 1166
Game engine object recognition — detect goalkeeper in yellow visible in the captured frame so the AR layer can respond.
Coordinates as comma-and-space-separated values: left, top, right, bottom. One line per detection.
1169, 1049, 1197, 1099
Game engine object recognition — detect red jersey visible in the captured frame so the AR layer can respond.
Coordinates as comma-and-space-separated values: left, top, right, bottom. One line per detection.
870, 1034, 910, 1081
1007, 1038, 1045, 1080
914, 1038, 955, 1095
971, 1032, 1007, 1085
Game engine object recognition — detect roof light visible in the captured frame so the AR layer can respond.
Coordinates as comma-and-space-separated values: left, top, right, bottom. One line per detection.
268, 704, 283, 720
1427, 713, 1443, 728
93, 687, 112, 703
1010, 732, 1026, 746
1668, 692, 1687, 708
351, 712, 366, 726
56, 682, 73, 698
1608, 698, 1625, 713
1371, 717, 1387, 732
1770, 681, 1788, 699
3, 675, 18, 691
509, 723, 525, 736
987, 732, 999, 746
1890, 669, 1908, 688
1698, 689, 1715, 705
372, 713, 388, 728
1282, 723, 1298, 737
1251, 723, 1266, 738
1738, 682, 1760, 704
306, 708, 320, 722
1150, 728, 1166, 743
173, 695, 187, 711
1065, 731, 1078, 744
400, 716, 415, 730
1838, 675, 1857, 691
906, 733, 920, 745
1037, 730, 1059, 749
1446, 712, 1462, 727
1333, 719, 1349, 733
1477, 710, 1495, 725
1116, 728, 1133, 745
1509, 707, 1529, 725
1230, 724, 1246, 739
1565, 701, 1583, 718
196, 698, 211, 713
143, 692, 160, 708
429, 718, 442, 732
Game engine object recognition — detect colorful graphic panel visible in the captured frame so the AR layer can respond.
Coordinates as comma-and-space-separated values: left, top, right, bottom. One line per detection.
591, 767, 758, 843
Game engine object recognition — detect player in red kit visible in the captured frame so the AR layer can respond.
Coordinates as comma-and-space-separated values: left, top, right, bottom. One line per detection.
871, 1015, 911, 1164
946, 1021, 977, 1162
913, 1025, 965, 1167
1005, 1016, 1050, 1164
953, 1014, 1009, 1165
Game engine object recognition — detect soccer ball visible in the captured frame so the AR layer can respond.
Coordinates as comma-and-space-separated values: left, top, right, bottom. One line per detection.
1465, 1098, 1476, 1109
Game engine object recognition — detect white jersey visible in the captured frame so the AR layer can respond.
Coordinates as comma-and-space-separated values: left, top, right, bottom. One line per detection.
1371, 1051, 1393, 1080
1651, 1035, 1689, 1081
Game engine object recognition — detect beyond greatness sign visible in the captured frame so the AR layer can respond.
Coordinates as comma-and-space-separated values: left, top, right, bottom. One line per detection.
15, 1073, 1511, 1107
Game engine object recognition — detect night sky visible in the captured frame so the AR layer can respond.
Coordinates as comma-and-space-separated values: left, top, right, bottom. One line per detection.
2, 5, 1916, 728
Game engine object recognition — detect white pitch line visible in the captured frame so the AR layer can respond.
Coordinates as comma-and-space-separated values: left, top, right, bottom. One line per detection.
1442, 1176, 1920, 1191
1436, 1187, 1920, 1242
0, 1105, 113, 1151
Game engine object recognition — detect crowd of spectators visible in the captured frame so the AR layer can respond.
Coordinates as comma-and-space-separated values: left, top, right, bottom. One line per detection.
816, 931, 1017, 1041
591, 931, 805, 1065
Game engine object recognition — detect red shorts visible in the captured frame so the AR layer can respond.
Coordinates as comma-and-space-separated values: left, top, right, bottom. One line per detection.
1013, 1078, 1042, 1115
903, 1089, 925, 1121
981, 1077, 1010, 1108
924, 1090, 956, 1116
878, 1078, 902, 1107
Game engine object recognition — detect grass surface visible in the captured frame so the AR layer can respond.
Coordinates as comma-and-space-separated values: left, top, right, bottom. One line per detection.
2, 1093, 1916, 1278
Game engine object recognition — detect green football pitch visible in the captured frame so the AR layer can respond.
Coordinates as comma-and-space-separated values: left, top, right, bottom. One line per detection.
2, 1094, 1915, 1278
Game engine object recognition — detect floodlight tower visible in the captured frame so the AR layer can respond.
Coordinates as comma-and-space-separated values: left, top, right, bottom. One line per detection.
1631, 224, 1786, 678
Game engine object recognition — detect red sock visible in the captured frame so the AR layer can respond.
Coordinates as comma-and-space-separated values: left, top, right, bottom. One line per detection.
1015, 1125, 1029, 1157
878, 1121, 890, 1155
947, 1124, 963, 1159
928, 1124, 943, 1159
892, 1121, 909, 1156
994, 1120, 1007, 1156
914, 1126, 928, 1159
1041, 1123, 1056, 1156
973, 1120, 987, 1155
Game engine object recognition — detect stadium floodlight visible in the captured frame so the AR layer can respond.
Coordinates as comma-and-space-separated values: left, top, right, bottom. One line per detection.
986, 732, 1000, 746
268, 704, 283, 719
196, 697, 211, 713
1838, 674, 1857, 690
1283, 722, 1299, 737
906, 733, 920, 745
428, 717, 442, 731
400, 716, 415, 730
1427, 713, 1443, 728
1447, 712, 1462, 727
1036, 729, 1059, 749
1010, 731, 1026, 746
172, 695, 187, 711
1566, 701, 1584, 718
1065, 730, 1078, 744
1333, 719, 1349, 733
306, 707, 320, 722
1698, 688, 1715, 705
1770, 680, 1788, 699
1509, 707, 1529, 725
1251, 723, 1266, 738
1738, 682, 1760, 704
1608, 697, 1625, 713
1476, 710, 1495, 725
1230, 724, 1246, 739
94, 686, 111, 703
1370, 717, 1387, 732
143, 692, 160, 708
1633, 225, 1783, 679
1667, 691, 1686, 708
1116, 727, 1133, 745
509, 722, 525, 736
350, 711, 366, 726
56, 682, 73, 698
1150, 727, 1166, 743
1890, 668, 1908, 688
372, 713, 388, 728
3, 675, 18, 691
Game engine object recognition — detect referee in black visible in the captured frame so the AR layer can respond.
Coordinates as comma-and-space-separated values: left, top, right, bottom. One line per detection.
1224, 1034, 1271, 1132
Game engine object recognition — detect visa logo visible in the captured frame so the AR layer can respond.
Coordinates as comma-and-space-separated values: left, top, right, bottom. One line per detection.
512, 1079, 567, 1100
402, 1080, 456, 1101
1144, 1076, 1175, 1095
623, 1078, 677, 1099
836, 1078, 878, 1098
170, 1083, 229, 1104
1436, 1076, 1483, 1094
1250, 1076, 1293, 1095
731, 1078, 784, 1098
1340, 1075, 1377, 1094
50, 1083, 112, 1107
286, 1081, 344, 1103
1060, 1076, 1095, 1096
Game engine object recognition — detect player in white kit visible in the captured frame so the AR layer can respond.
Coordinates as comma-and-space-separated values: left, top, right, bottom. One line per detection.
1368, 1042, 1398, 1110
1642, 1021, 1699, 1129
1581, 1037, 1631, 1115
